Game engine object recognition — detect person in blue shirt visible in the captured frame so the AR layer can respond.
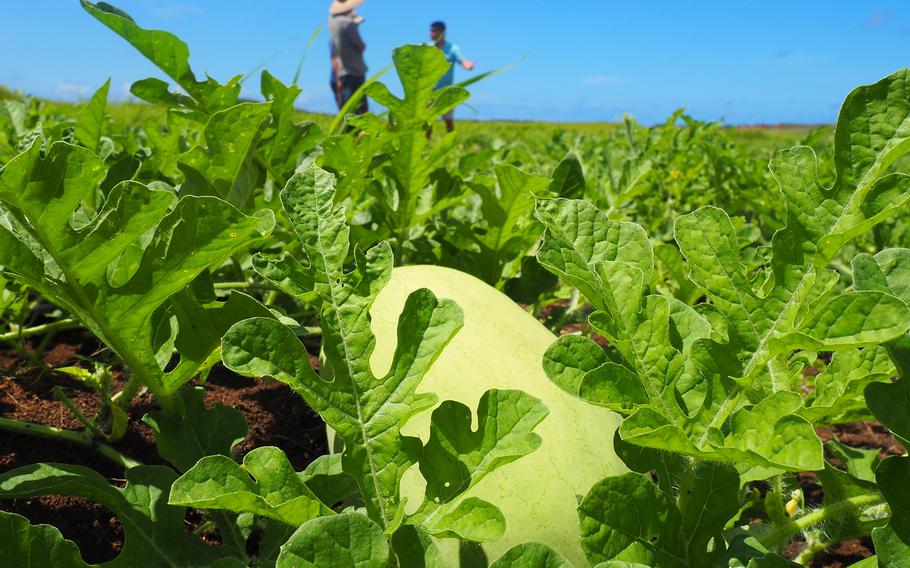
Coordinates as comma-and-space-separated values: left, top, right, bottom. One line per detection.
430, 21, 475, 135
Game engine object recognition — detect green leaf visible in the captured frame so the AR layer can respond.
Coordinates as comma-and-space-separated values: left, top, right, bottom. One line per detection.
799, 347, 894, 425
0, 142, 275, 401
390, 525, 448, 568
142, 386, 248, 473
413, 389, 548, 537
169, 446, 332, 525
503, 255, 559, 305
679, 462, 740, 562
364, 45, 470, 242
826, 440, 881, 483
0, 511, 87, 568
536, 198, 652, 312
300, 453, 360, 507
366, 45, 468, 127
277, 513, 390, 568
853, 248, 910, 441
549, 153, 586, 198
578, 473, 685, 567
418, 496, 506, 542
178, 102, 272, 209
490, 543, 574, 568
534, 69, 910, 471
74, 78, 109, 152
260, 70, 320, 182
0, 464, 233, 567
873, 525, 910, 568
542, 334, 610, 397
876, 456, 910, 542
466, 164, 551, 285
81, 1, 239, 113
222, 166, 463, 530
675, 206, 909, 379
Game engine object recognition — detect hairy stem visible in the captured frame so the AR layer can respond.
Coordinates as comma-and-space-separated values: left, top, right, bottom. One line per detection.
759, 493, 885, 550
675, 456, 698, 513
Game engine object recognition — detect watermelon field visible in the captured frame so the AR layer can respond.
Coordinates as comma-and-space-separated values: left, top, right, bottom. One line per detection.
3, 2, 910, 567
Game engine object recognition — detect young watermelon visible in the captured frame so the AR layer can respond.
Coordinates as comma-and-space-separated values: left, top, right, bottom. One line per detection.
369, 265, 626, 566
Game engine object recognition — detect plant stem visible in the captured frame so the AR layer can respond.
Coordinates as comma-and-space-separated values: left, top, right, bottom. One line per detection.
192, 520, 215, 536
758, 493, 885, 550
0, 416, 142, 470
53, 386, 104, 438
213, 281, 276, 291
111, 373, 142, 409
0, 318, 80, 343
675, 457, 697, 512
795, 535, 830, 565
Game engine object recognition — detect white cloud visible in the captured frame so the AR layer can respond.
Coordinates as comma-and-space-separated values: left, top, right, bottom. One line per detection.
55, 81, 91, 99
581, 75, 628, 86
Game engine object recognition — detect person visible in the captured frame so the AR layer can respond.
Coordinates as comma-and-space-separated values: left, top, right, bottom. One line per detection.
329, 41, 343, 109
328, 0, 368, 114
430, 20, 475, 134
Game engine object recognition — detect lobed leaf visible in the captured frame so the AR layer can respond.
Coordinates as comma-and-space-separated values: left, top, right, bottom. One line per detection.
169, 446, 332, 526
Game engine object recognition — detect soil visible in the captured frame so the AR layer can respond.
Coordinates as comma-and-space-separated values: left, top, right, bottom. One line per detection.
0, 332, 327, 565
0, 330, 904, 567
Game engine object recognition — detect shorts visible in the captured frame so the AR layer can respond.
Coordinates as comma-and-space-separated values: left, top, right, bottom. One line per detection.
441, 109, 453, 121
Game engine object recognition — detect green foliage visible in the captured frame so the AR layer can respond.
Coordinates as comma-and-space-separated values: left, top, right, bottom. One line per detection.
0, 141, 275, 405
170, 446, 332, 525
143, 386, 248, 472
189, 166, 548, 561
82, 1, 241, 116
74, 78, 109, 153
367, 45, 470, 256
7, 2, 910, 565
0, 464, 239, 567
536, 67, 910, 566
853, 247, 910, 560
0, 511, 86, 568
277, 513, 390, 568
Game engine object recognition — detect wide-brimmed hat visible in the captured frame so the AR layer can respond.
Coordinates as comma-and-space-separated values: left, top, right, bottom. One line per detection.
329, 0, 366, 15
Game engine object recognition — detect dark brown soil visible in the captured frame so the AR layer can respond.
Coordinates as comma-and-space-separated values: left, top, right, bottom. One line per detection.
0, 335, 327, 565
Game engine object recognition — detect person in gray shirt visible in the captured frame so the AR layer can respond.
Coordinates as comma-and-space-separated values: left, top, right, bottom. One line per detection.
329, 0, 368, 114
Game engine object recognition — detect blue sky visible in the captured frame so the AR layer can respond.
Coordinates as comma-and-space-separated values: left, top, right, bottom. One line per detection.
5, 1, 910, 124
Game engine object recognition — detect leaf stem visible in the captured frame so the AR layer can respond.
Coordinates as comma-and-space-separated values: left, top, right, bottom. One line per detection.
213, 281, 276, 291
0, 318, 80, 343
0, 416, 142, 469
